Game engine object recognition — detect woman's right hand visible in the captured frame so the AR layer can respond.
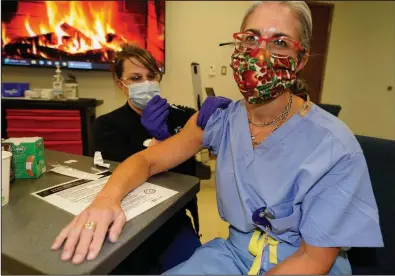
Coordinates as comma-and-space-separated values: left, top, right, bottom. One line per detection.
51, 196, 126, 264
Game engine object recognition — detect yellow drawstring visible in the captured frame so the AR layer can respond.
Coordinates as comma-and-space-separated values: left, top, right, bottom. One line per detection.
247, 229, 279, 275
268, 237, 279, 264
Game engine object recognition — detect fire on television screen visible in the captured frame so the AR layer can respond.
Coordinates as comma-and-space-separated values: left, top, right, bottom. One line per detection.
1, 0, 165, 71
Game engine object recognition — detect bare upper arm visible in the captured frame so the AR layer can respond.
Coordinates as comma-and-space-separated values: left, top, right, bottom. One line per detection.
300, 240, 340, 271
266, 240, 340, 274
138, 113, 204, 176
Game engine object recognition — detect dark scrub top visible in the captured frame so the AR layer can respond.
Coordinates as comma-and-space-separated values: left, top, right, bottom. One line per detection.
94, 103, 201, 274
94, 103, 197, 176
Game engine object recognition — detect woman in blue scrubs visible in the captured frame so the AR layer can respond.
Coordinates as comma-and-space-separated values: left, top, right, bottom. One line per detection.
52, 1, 383, 274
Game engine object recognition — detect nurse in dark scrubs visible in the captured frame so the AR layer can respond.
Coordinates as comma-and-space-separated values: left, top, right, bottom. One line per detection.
93, 43, 200, 274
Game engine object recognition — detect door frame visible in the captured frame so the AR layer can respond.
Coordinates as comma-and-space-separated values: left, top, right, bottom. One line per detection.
306, 1, 334, 103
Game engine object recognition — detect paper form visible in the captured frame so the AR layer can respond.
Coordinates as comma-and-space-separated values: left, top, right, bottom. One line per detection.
32, 171, 179, 220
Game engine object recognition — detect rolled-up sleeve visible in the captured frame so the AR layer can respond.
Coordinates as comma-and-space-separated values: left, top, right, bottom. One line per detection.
202, 107, 229, 156
300, 152, 384, 248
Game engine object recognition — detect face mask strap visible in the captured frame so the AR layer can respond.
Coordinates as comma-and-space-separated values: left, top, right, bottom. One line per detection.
120, 80, 129, 88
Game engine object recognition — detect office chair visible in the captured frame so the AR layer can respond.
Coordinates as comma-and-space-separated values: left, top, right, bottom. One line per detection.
348, 135, 395, 274
317, 103, 342, 117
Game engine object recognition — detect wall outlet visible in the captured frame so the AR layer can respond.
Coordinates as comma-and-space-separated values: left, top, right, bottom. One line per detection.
209, 64, 216, 76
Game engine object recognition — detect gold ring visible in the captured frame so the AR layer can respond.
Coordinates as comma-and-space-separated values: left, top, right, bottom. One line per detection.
84, 221, 97, 230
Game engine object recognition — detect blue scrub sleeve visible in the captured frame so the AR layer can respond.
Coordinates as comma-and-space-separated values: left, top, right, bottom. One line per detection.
202, 107, 228, 155
300, 153, 384, 248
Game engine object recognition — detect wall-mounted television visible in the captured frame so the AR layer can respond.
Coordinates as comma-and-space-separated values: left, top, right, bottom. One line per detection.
1, 0, 165, 71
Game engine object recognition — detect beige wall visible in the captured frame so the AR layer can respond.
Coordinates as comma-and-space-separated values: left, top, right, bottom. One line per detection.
322, 1, 395, 140
159, 1, 251, 107
2, 1, 395, 139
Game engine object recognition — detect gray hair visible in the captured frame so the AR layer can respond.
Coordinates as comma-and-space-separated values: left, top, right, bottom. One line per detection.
240, 1, 313, 50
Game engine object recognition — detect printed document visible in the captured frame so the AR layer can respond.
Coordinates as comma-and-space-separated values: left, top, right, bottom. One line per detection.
32, 172, 179, 220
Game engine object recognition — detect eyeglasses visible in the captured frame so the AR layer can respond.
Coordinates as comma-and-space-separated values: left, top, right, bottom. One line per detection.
121, 72, 158, 84
233, 32, 304, 57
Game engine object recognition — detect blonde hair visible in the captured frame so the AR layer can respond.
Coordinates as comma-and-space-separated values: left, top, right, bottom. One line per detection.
241, 1, 313, 50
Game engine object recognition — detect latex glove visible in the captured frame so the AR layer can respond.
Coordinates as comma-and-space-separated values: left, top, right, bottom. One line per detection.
141, 95, 171, 141
197, 96, 232, 130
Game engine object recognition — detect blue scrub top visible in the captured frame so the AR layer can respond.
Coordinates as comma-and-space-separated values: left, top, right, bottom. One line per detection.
203, 100, 383, 249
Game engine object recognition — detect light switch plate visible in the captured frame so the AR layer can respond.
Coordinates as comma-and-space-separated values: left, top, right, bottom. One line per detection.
221, 66, 227, 75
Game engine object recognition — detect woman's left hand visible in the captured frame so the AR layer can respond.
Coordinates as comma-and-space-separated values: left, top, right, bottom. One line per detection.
197, 96, 232, 130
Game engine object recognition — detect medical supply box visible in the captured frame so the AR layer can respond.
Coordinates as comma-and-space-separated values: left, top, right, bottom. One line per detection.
1, 82, 30, 97
2, 137, 46, 179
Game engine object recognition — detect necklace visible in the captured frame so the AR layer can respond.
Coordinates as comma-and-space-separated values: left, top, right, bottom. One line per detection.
250, 94, 293, 146
248, 93, 293, 127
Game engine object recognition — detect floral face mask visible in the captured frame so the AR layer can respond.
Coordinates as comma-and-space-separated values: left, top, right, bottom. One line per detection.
230, 47, 298, 104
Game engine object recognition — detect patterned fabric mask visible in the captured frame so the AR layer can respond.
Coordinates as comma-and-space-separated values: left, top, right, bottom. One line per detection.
230, 48, 298, 104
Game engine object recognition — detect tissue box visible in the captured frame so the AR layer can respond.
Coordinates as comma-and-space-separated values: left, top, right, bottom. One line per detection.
3, 137, 46, 179
1, 82, 30, 97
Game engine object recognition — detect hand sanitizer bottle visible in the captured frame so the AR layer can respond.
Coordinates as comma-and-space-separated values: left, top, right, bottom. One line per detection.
53, 65, 65, 100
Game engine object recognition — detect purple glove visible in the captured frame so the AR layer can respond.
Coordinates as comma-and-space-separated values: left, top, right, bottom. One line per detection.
141, 95, 171, 141
197, 96, 232, 130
